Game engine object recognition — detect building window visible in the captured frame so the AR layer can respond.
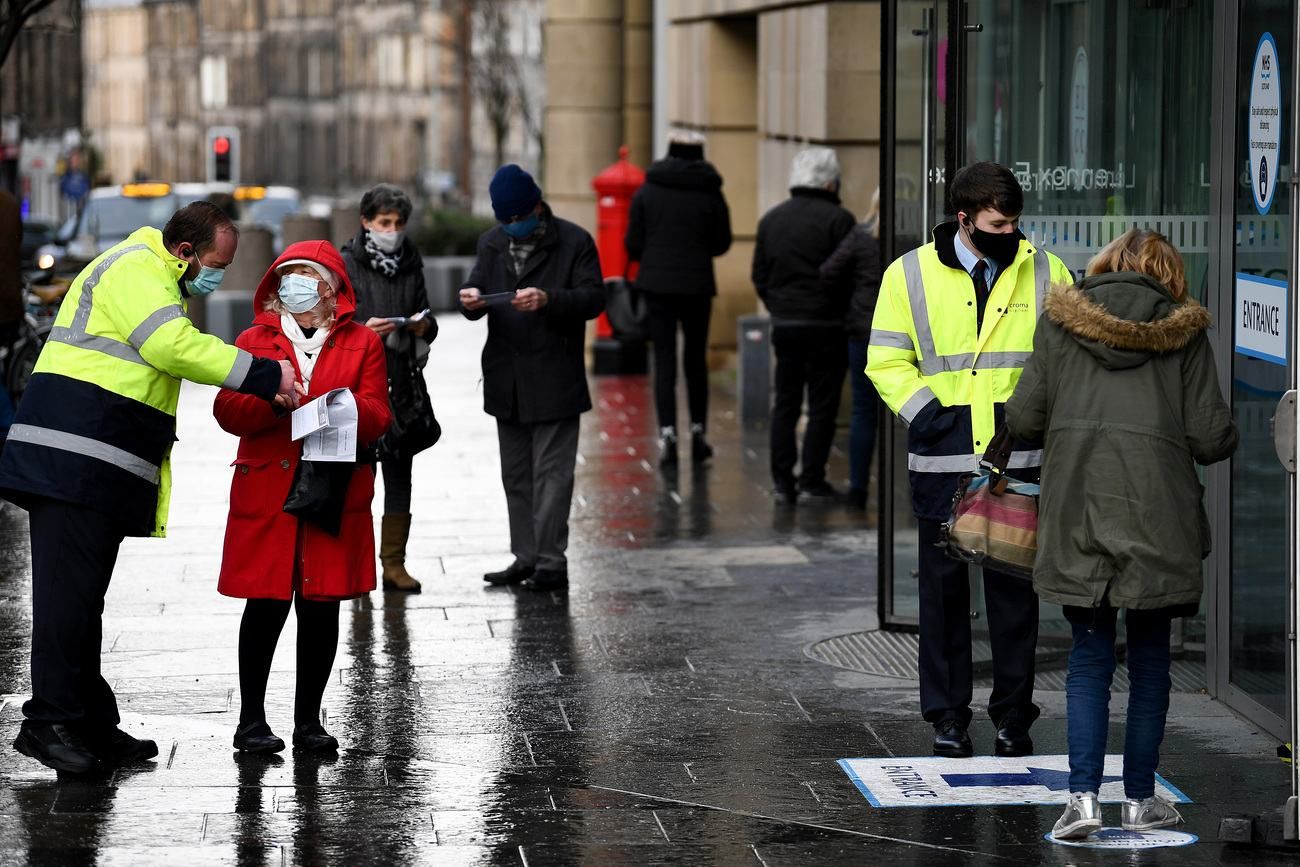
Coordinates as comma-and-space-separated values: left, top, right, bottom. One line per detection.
200, 55, 228, 110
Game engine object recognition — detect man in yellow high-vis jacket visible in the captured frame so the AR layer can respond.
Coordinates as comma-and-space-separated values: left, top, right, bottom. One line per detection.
867, 162, 1072, 760
0, 202, 299, 776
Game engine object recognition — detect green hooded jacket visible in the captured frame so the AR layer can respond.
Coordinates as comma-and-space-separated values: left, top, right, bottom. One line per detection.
1005, 272, 1238, 611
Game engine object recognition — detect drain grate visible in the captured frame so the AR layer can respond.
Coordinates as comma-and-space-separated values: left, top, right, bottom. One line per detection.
805, 630, 1204, 693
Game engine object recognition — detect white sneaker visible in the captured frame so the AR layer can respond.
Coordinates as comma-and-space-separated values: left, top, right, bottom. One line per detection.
1053, 791, 1102, 840
1122, 795, 1183, 831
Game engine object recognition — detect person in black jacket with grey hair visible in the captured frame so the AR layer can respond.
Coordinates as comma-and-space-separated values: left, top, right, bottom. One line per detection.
625, 132, 732, 468
753, 146, 857, 504
459, 165, 605, 593
819, 189, 883, 510
341, 183, 437, 593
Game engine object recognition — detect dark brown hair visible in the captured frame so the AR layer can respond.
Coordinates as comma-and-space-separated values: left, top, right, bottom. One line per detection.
162, 201, 239, 254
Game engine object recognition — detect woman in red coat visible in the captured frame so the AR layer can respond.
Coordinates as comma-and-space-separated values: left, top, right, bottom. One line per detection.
213, 240, 391, 754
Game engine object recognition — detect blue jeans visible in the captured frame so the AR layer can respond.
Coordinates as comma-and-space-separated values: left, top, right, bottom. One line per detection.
846, 338, 879, 494
1065, 607, 1172, 799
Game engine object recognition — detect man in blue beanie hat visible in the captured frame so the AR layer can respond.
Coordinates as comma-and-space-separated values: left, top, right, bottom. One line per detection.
459, 165, 605, 592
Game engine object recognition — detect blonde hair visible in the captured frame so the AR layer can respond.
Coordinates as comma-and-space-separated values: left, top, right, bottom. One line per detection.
1086, 228, 1188, 301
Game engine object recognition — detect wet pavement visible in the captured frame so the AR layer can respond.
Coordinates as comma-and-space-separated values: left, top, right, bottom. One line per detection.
0, 314, 1294, 865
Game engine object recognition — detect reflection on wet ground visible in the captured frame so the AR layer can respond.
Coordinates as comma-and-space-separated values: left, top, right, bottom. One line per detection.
0, 315, 1293, 864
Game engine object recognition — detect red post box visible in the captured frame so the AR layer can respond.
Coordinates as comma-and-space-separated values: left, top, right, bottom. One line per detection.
591, 146, 645, 339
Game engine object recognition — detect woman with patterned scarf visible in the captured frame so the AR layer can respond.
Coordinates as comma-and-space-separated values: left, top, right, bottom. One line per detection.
341, 184, 438, 593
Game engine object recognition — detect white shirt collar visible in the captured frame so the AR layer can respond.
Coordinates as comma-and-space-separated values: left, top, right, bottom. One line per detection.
953, 229, 997, 286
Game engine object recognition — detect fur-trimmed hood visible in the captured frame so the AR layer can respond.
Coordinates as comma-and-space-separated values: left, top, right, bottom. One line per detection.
1044, 272, 1210, 370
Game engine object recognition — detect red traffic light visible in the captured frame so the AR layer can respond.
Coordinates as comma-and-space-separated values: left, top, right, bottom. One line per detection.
212, 136, 231, 156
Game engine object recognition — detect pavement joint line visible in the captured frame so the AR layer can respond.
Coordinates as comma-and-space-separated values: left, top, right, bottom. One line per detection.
639, 675, 653, 696
863, 722, 896, 757
522, 732, 537, 767
558, 700, 572, 731
166, 741, 178, 770
652, 809, 671, 842
790, 691, 813, 722
517, 844, 530, 867
751, 843, 768, 866
683, 763, 698, 783
803, 781, 822, 804
586, 785, 1017, 860
200, 813, 208, 842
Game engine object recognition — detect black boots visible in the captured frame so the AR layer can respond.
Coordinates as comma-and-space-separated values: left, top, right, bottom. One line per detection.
660, 424, 712, 467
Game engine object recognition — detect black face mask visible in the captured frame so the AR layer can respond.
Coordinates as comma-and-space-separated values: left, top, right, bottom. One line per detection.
962, 217, 1022, 266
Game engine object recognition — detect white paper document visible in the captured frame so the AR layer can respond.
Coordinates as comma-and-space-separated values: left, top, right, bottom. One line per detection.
479, 291, 516, 306
290, 388, 358, 462
383, 307, 431, 327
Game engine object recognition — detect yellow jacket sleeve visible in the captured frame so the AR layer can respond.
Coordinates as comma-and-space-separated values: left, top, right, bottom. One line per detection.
98, 252, 253, 389
866, 261, 936, 426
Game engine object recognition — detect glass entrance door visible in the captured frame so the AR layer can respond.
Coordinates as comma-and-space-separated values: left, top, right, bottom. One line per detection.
1223, 0, 1294, 737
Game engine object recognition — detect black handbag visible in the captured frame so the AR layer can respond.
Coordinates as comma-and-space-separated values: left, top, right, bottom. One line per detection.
283, 458, 355, 536
378, 351, 441, 461
604, 276, 648, 341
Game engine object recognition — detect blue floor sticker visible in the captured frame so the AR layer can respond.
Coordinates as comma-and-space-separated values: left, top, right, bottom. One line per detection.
1045, 829, 1198, 849
837, 756, 1191, 808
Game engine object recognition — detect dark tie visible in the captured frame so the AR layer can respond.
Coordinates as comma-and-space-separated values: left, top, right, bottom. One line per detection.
972, 260, 990, 305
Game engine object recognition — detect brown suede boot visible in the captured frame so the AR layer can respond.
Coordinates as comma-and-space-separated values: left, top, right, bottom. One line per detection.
379, 513, 421, 593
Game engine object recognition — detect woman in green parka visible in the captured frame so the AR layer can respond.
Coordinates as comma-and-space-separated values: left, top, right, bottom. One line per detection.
1006, 229, 1237, 841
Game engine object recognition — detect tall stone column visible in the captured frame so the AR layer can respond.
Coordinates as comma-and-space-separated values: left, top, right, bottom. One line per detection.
623, 0, 653, 168
543, 0, 624, 234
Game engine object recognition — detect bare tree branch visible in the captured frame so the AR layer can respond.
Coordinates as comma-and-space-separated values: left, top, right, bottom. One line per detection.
0, 0, 59, 71
467, 0, 520, 170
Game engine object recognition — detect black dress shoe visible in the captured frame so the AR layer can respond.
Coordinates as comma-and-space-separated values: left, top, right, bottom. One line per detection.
233, 722, 285, 754
691, 432, 713, 464
292, 723, 339, 752
659, 433, 679, 468
798, 481, 842, 502
772, 484, 797, 506
994, 721, 1033, 757
13, 722, 101, 774
483, 561, 535, 586
932, 720, 974, 758
846, 488, 868, 510
522, 569, 569, 592
82, 726, 159, 766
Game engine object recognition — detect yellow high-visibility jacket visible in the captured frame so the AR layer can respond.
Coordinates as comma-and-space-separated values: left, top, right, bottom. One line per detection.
867, 221, 1072, 519
0, 227, 272, 537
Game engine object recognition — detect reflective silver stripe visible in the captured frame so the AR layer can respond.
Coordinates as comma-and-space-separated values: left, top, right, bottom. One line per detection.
7, 423, 160, 484
907, 449, 1043, 473
898, 387, 937, 425
869, 328, 914, 350
1033, 249, 1050, 318
49, 243, 154, 364
128, 304, 185, 348
222, 349, 254, 390
70, 244, 149, 334
900, 250, 938, 360
973, 351, 1032, 370
908, 452, 979, 473
1008, 449, 1043, 468
46, 326, 149, 366
918, 353, 976, 376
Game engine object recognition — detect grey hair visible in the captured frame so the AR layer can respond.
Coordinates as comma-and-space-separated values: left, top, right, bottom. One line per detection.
360, 183, 413, 222
789, 147, 841, 190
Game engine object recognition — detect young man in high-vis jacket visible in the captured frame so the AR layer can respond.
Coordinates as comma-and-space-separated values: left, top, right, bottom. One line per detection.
867, 162, 1072, 759
0, 202, 300, 776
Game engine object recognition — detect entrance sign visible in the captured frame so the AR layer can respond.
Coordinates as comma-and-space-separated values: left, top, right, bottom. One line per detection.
1235, 272, 1288, 365
1045, 829, 1198, 849
1249, 32, 1281, 214
837, 755, 1191, 808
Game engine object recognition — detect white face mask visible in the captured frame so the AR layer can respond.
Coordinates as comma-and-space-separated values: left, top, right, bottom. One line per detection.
369, 229, 404, 254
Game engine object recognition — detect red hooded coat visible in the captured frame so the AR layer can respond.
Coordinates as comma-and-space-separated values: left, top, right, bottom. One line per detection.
214, 240, 392, 601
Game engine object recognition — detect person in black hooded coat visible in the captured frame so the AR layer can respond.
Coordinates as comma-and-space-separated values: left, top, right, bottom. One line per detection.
625, 133, 732, 467
340, 183, 437, 594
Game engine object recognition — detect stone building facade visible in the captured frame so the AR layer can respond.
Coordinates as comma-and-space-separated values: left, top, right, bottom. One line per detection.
543, 0, 881, 348
1, 0, 83, 218
82, 0, 537, 207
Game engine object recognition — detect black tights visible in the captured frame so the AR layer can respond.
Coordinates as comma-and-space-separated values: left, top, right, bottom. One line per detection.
238, 596, 340, 729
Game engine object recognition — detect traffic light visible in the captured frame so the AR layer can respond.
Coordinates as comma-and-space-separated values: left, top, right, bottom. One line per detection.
206, 127, 239, 184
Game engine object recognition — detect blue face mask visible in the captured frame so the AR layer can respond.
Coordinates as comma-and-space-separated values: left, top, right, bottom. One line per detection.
502, 213, 540, 239
277, 273, 322, 314
186, 260, 225, 296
